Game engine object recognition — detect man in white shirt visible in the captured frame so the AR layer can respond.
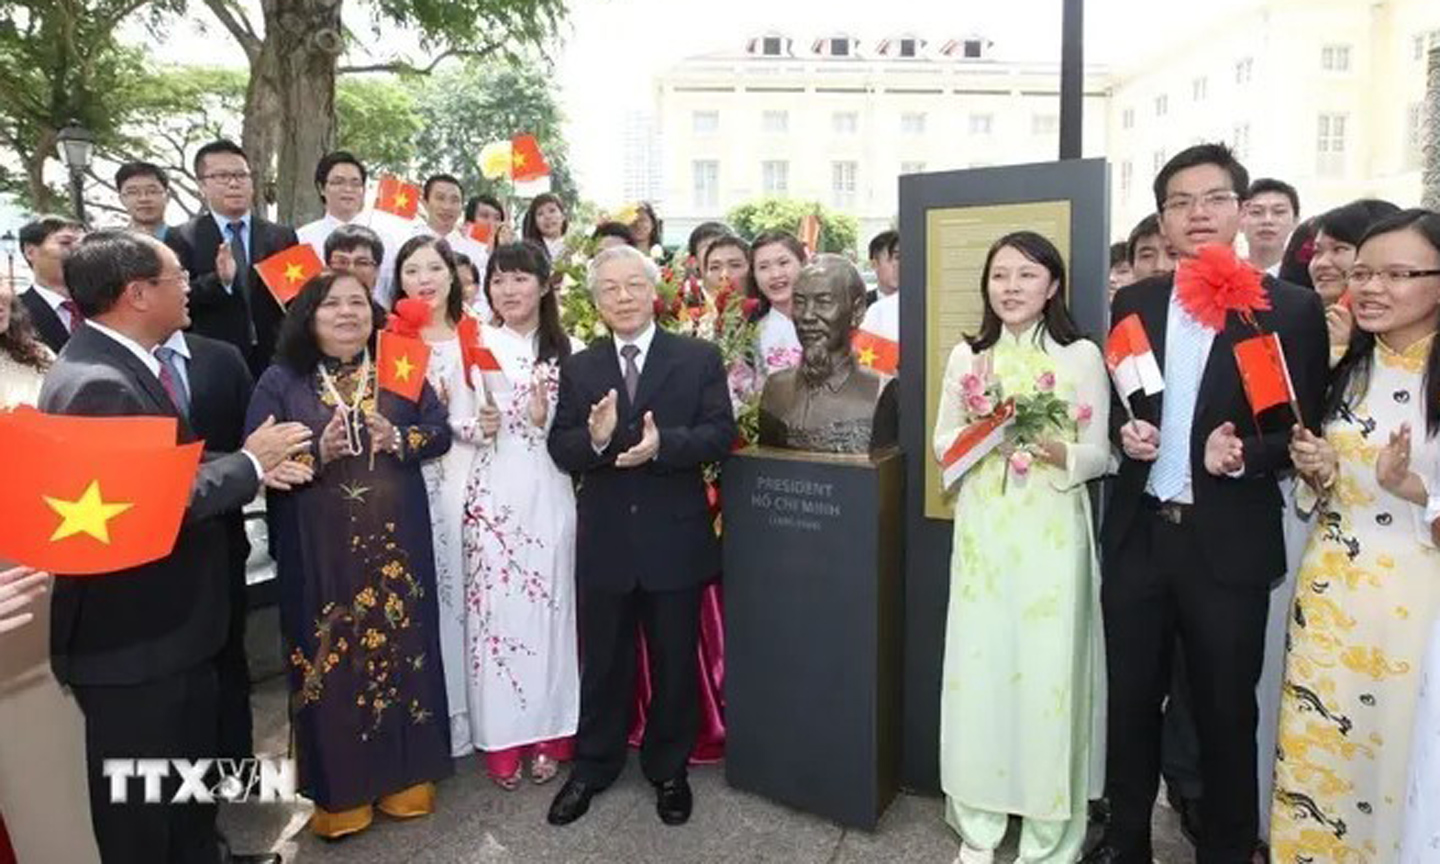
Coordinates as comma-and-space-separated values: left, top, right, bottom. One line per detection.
860, 231, 899, 344
414, 173, 490, 266
17, 215, 85, 353
296, 151, 369, 261
1240, 178, 1299, 276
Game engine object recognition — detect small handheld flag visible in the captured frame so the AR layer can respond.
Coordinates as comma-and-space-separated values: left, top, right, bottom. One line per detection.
457, 316, 508, 394
377, 298, 432, 402
0, 409, 202, 575
1106, 314, 1165, 416
1233, 332, 1301, 423
798, 214, 821, 255
254, 244, 323, 307
939, 399, 1016, 490
853, 330, 899, 375
510, 134, 551, 183
466, 221, 495, 245
375, 174, 421, 220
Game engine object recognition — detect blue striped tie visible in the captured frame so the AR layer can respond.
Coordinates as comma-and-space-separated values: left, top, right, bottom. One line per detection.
1149, 309, 1207, 501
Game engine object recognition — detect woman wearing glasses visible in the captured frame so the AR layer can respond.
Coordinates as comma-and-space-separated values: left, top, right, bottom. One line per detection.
1306, 199, 1401, 358
1271, 209, 1440, 862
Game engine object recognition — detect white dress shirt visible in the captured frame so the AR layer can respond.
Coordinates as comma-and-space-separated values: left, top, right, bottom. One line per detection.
24, 283, 80, 332
1144, 290, 1218, 504
860, 291, 900, 342
613, 320, 657, 378
297, 212, 347, 261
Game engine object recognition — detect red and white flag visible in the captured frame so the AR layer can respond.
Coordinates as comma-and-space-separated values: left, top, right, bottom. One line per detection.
939, 399, 1016, 490
458, 317, 509, 395
1105, 314, 1165, 399
1233, 332, 1300, 421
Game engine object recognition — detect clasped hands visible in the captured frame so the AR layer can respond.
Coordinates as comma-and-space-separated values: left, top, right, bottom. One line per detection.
315, 407, 399, 466
1120, 419, 1245, 476
588, 388, 659, 467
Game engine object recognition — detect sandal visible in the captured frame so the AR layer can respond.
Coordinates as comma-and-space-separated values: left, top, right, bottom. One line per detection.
490, 768, 522, 791
530, 753, 560, 785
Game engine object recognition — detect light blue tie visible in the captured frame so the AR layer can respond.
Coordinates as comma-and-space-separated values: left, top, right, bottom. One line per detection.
1149, 308, 1207, 501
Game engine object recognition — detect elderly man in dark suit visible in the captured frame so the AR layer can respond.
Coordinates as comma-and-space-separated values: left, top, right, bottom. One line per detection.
17, 215, 85, 353
165, 140, 299, 377
40, 230, 310, 864
546, 244, 736, 828
1082, 144, 1329, 864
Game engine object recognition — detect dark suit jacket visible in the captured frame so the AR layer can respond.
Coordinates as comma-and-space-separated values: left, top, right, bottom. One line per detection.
549, 328, 737, 593
184, 333, 256, 582
1101, 272, 1329, 587
19, 286, 70, 354
166, 213, 299, 377
38, 324, 260, 687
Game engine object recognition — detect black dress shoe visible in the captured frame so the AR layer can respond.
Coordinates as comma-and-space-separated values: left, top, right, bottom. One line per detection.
228, 855, 281, 864
654, 777, 692, 825
1175, 796, 1203, 847
547, 778, 598, 826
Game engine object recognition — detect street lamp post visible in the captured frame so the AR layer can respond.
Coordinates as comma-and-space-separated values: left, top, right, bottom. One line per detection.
1059, 0, 1084, 160
55, 121, 95, 225
0, 230, 15, 290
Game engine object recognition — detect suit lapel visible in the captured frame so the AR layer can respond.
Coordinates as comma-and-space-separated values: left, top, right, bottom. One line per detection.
78, 326, 195, 438
21, 289, 70, 353
596, 337, 628, 411
630, 328, 677, 416
1130, 278, 1173, 425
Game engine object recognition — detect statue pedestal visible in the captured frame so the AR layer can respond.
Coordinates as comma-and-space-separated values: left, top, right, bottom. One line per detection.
722, 447, 904, 830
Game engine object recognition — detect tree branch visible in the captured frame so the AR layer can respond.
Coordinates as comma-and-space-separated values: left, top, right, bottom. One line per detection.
200, 0, 262, 60
339, 43, 502, 76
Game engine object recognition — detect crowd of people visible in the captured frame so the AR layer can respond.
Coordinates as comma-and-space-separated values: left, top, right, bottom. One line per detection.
0, 134, 1436, 864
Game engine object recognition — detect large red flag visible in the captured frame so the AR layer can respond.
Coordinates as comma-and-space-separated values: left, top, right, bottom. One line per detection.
254, 244, 323, 307
0, 409, 202, 575
374, 174, 421, 220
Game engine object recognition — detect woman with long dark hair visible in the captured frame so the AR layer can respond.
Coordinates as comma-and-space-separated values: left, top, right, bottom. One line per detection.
749, 230, 805, 375
458, 241, 579, 789
1272, 209, 1440, 860
390, 235, 484, 762
521, 193, 569, 262
0, 275, 51, 407
1310, 199, 1401, 353
246, 270, 453, 839
629, 201, 664, 258
932, 231, 1106, 863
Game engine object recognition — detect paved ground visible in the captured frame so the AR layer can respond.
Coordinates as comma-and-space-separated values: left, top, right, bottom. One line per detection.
223, 607, 1193, 864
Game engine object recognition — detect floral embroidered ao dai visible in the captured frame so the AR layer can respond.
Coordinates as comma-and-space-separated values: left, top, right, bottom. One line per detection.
247, 358, 454, 812
1270, 335, 1440, 864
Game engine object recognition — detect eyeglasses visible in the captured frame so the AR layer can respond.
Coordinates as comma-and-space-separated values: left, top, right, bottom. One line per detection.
596, 281, 650, 299
1162, 191, 1240, 214
121, 186, 167, 199
203, 171, 252, 185
330, 255, 377, 270
325, 178, 366, 190
1346, 267, 1440, 287
148, 269, 191, 287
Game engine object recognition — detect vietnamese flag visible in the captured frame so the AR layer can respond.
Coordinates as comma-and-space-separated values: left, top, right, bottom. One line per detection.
853, 329, 899, 375
0, 409, 202, 575
466, 221, 495, 245
799, 214, 821, 255
377, 330, 431, 402
1233, 332, 1299, 421
375, 174, 421, 220
510, 134, 550, 183
254, 244, 323, 307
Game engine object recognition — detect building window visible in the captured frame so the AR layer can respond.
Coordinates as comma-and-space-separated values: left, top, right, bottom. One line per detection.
963, 39, 984, 58
1032, 113, 1058, 136
761, 160, 789, 195
1119, 160, 1133, 200
899, 38, 918, 58
1191, 77, 1208, 101
762, 110, 789, 134
1405, 102, 1423, 169
692, 111, 719, 135
1235, 57, 1253, 84
1316, 113, 1347, 177
831, 161, 857, 209
692, 160, 719, 209
830, 38, 850, 57
1154, 94, 1168, 117
1152, 149, 1167, 175
1121, 107, 1134, 129
762, 36, 782, 56
901, 161, 926, 175
832, 111, 859, 135
1321, 44, 1351, 72
968, 113, 993, 135
1414, 31, 1440, 61
901, 112, 927, 135
1232, 122, 1251, 159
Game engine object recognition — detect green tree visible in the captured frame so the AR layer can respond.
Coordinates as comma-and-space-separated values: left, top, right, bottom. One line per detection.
411, 58, 579, 211
726, 197, 860, 256
335, 76, 422, 178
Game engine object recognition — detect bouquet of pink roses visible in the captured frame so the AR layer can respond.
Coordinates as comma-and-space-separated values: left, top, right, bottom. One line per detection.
958, 368, 1093, 489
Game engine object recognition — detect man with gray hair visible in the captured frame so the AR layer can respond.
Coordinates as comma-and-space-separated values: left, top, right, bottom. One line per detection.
546, 244, 737, 828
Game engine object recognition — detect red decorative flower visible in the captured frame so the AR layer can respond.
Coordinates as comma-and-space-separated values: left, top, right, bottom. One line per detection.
652, 297, 666, 317
387, 297, 430, 338
1174, 243, 1270, 331
741, 297, 760, 318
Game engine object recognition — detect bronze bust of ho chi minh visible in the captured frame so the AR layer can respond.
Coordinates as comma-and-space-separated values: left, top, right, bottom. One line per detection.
758, 254, 898, 455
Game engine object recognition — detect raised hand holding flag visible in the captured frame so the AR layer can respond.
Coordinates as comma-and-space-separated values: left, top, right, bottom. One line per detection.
1105, 313, 1164, 419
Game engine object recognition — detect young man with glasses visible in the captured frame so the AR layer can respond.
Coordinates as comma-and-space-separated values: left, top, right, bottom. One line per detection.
1241, 178, 1300, 275
1084, 143, 1330, 864
115, 161, 173, 241
165, 139, 300, 376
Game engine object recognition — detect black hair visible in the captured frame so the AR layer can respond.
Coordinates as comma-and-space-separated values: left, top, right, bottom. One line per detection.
453, 252, 481, 287
748, 230, 806, 318
522, 193, 569, 244
465, 194, 506, 223
591, 221, 636, 246
686, 221, 731, 261
703, 234, 754, 298
1278, 217, 1319, 289
0, 289, 51, 371
62, 230, 164, 318
868, 229, 899, 261
18, 215, 84, 253
1325, 208, 1440, 437
632, 202, 663, 249
1315, 199, 1402, 247
114, 161, 169, 191
323, 224, 385, 267
967, 231, 1083, 354
193, 139, 248, 178
422, 173, 463, 201
1152, 142, 1248, 211
1109, 242, 1129, 268
275, 270, 386, 374
391, 235, 464, 326
1125, 214, 1163, 266
483, 241, 571, 364
313, 151, 367, 206
1246, 178, 1300, 216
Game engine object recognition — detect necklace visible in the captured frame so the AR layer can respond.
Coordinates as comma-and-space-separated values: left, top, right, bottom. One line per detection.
318, 352, 372, 456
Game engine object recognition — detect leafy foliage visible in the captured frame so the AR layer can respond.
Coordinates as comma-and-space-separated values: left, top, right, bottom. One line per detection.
335, 76, 423, 176
725, 197, 859, 256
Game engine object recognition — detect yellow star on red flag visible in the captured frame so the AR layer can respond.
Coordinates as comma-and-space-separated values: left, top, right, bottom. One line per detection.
44, 480, 134, 544
393, 354, 415, 382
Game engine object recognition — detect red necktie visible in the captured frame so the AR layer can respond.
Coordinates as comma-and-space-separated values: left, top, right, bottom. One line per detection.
59, 299, 84, 332
155, 356, 184, 414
